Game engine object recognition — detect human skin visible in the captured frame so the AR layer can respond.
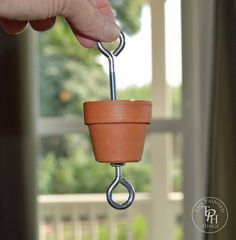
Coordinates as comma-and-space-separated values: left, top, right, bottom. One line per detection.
0, 0, 120, 47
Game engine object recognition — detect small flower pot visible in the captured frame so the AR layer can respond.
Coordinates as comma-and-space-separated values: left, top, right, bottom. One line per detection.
84, 100, 152, 163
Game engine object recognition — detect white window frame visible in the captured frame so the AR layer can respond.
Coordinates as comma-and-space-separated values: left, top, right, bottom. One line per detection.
148, 1, 183, 239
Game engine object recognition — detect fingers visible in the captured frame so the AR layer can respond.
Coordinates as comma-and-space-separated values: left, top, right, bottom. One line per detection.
0, 17, 56, 34
30, 17, 56, 31
66, 20, 96, 47
0, 0, 119, 48
0, 18, 28, 34
90, 0, 115, 20
76, 36, 97, 48
64, 0, 119, 46
73, 0, 117, 47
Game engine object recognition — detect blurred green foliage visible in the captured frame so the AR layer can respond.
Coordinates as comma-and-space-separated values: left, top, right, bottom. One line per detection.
171, 134, 183, 192
132, 215, 148, 239
171, 86, 182, 118
118, 84, 150, 100
38, 134, 150, 194
110, 0, 146, 34
39, 18, 108, 116
174, 215, 184, 240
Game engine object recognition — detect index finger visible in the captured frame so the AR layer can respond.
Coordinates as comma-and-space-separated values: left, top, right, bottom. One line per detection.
90, 0, 115, 19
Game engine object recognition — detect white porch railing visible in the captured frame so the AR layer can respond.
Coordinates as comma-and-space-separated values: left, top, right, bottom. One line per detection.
38, 193, 150, 240
38, 192, 183, 240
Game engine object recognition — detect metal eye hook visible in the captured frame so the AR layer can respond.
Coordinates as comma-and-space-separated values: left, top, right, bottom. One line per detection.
97, 33, 134, 209
106, 164, 135, 210
113, 31, 125, 57
97, 31, 125, 100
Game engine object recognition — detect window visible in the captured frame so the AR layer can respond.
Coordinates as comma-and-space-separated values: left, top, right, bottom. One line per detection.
37, 1, 184, 239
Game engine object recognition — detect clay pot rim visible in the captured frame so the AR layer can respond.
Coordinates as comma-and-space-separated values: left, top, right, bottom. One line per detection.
84, 100, 152, 125
84, 100, 152, 105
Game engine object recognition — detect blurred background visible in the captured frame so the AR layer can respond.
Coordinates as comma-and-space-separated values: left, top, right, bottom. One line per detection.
0, 0, 235, 240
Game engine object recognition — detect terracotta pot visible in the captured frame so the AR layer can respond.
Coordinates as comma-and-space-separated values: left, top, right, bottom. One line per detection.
84, 100, 152, 163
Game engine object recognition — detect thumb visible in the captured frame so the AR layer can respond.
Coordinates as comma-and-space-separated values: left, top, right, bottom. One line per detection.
63, 0, 120, 43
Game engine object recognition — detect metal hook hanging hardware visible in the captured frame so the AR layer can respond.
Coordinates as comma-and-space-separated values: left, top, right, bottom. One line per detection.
97, 32, 135, 210
97, 32, 125, 100
106, 164, 135, 210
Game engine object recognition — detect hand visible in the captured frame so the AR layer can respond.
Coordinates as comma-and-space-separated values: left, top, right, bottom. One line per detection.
0, 0, 120, 47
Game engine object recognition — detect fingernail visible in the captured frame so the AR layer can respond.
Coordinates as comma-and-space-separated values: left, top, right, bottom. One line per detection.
102, 21, 120, 41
